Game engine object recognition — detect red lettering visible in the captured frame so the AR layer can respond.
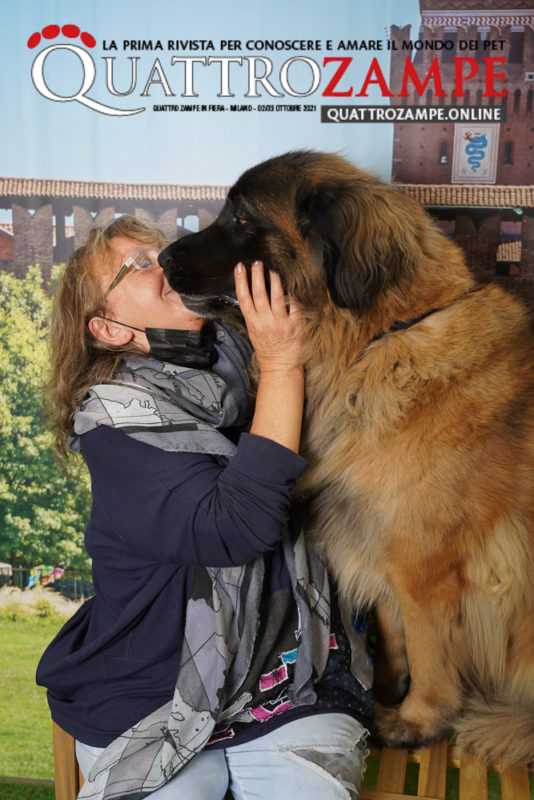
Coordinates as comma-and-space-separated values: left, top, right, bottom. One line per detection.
398, 57, 446, 97
482, 57, 507, 97
451, 57, 478, 97
320, 54, 502, 100
355, 57, 394, 97
322, 57, 353, 97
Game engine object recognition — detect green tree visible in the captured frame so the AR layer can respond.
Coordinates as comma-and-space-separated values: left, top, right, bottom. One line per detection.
0, 267, 91, 570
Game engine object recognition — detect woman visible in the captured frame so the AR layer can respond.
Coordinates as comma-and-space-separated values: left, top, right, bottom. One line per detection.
37, 215, 373, 800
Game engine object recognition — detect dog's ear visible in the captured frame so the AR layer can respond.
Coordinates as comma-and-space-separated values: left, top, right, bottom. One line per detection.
296, 181, 418, 313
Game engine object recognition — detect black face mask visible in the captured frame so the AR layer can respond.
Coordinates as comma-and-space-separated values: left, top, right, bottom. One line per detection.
94, 317, 217, 368
145, 325, 217, 368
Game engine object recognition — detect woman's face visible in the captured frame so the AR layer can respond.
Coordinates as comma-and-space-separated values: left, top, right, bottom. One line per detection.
90, 235, 205, 351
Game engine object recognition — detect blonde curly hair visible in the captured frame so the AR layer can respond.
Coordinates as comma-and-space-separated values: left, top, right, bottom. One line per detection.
45, 215, 167, 459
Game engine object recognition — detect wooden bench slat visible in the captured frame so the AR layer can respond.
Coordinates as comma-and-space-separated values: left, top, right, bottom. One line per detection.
362, 791, 446, 800
417, 739, 448, 799
53, 722, 83, 800
376, 747, 409, 793
459, 749, 487, 800
500, 763, 532, 800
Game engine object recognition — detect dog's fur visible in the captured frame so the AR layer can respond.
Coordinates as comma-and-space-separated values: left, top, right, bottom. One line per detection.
159, 151, 534, 765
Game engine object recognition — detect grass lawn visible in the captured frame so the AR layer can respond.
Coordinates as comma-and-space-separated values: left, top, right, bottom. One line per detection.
0, 615, 63, 782
0, 785, 54, 800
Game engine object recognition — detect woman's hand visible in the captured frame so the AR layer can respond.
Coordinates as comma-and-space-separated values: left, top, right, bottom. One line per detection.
234, 261, 303, 374
234, 261, 304, 453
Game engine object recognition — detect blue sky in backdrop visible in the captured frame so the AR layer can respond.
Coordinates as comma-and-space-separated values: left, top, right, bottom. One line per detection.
1, 0, 420, 188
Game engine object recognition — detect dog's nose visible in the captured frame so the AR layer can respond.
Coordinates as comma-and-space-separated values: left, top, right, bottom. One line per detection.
158, 248, 173, 270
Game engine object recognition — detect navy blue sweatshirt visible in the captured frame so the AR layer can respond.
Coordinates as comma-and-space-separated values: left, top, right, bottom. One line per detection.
37, 428, 306, 743
37, 427, 372, 747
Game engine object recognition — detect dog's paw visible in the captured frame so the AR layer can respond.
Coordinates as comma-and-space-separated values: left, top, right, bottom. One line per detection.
374, 701, 451, 750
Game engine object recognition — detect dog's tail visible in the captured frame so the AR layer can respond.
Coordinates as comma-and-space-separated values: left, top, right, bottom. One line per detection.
455, 694, 534, 766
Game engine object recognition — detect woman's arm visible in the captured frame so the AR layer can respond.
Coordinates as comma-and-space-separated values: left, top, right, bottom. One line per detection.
234, 262, 304, 454
82, 426, 307, 566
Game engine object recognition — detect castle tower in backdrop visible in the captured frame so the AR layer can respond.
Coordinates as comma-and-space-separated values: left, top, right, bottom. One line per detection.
390, 0, 534, 185
389, 0, 534, 311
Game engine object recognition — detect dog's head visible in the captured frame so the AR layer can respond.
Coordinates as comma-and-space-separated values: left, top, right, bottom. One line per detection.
159, 150, 438, 317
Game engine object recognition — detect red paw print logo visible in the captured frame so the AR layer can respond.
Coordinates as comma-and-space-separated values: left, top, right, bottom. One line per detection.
27, 24, 96, 49
28, 24, 145, 116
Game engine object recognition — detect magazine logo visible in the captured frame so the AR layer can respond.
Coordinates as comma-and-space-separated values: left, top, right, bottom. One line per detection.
28, 24, 145, 116
28, 26, 507, 119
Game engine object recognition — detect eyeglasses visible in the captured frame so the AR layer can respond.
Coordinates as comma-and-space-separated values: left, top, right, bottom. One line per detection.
104, 247, 162, 298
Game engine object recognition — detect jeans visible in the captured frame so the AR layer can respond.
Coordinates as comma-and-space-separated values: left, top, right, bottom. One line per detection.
76, 712, 369, 799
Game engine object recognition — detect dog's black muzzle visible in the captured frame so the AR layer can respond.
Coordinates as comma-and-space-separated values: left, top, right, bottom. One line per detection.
158, 231, 243, 317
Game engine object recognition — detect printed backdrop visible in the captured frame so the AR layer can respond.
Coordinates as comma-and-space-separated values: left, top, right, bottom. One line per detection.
0, 0, 532, 576
1, 0, 421, 188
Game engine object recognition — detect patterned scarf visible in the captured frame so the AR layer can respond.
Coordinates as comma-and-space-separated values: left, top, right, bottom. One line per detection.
73, 322, 333, 800
69, 321, 252, 458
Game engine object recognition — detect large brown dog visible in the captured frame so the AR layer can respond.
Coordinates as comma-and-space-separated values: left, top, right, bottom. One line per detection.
159, 151, 534, 765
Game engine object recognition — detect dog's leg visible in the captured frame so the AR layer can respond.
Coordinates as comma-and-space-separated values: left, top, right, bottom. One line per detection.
373, 597, 410, 706
374, 565, 465, 748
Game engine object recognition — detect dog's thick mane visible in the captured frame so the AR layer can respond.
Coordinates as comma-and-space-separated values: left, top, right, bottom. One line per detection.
300, 280, 533, 476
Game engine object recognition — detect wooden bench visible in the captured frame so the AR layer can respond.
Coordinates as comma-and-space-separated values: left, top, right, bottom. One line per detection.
52, 721, 532, 800
361, 739, 532, 799
53, 722, 84, 800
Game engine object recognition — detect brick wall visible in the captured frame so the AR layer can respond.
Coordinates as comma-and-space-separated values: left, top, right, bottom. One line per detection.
0, 230, 13, 261
12, 203, 53, 280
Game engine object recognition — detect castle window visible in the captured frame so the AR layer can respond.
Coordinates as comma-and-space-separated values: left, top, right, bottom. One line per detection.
442, 28, 457, 62
426, 89, 433, 105
463, 89, 470, 106
503, 141, 514, 165
439, 141, 448, 165
475, 27, 490, 62
514, 89, 521, 114
413, 27, 425, 64
476, 89, 483, 106
509, 30, 524, 64
528, 90, 533, 113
